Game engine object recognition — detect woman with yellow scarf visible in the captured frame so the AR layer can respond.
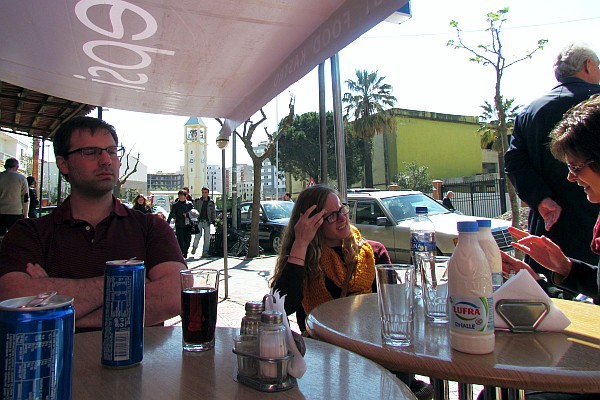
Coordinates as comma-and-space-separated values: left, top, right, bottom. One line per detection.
269, 184, 390, 333
269, 184, 433, 400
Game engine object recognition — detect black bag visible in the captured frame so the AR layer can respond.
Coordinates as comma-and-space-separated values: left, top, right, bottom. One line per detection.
190, 222, 200, 234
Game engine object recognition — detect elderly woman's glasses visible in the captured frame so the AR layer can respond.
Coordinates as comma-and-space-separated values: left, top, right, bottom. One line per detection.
324, 204, 350, 223
567, 160, 594, 175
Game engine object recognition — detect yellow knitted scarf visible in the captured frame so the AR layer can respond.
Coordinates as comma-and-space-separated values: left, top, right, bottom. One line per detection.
302, 227, 375, 314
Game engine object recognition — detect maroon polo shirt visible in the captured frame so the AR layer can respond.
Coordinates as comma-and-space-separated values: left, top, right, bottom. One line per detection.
0, 196, 185, 279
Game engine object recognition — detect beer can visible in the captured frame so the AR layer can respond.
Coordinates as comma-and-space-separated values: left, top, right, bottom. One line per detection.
0, 294, 75, 400
101, 259, 145, 368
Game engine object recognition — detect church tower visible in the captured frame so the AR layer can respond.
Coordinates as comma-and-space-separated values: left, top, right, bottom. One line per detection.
183, 117, 208, 198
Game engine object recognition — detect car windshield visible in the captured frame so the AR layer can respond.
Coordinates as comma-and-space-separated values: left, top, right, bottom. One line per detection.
263, 202, 293, 220
381, 194, 451, 221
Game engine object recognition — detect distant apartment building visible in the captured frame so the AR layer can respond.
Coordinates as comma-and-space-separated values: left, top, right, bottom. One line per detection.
252, 141, 286, 200
148, 171, 184, 192
207, 163, 256, 201
0, 131, 30, 172
238, 180, 256, 201
119, 154, 148, 198
232, 163, 255, 201
207, 164, 222, 194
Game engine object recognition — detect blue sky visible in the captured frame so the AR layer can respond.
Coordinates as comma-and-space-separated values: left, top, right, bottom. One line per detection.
101, 0, 600, 173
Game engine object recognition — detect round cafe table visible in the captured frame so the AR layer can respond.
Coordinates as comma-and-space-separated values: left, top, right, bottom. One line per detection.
73, 326, 416, 399
306, 293, 600, 395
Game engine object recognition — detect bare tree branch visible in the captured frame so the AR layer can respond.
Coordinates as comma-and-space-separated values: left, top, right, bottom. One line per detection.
214, 100, 295, 258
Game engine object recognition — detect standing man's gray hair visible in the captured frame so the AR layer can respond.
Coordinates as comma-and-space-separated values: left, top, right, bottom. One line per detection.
554, 43, 599, 82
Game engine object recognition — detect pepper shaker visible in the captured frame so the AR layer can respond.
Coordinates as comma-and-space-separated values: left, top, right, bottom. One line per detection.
240, 300, 264, 338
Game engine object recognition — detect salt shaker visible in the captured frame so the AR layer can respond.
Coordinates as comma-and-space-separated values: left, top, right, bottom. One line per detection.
258, 310, 287, 382
240, 300, 264, 338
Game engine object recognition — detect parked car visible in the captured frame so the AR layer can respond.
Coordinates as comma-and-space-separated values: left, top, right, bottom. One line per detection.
239, 200, 293, 253
346, 189, 513, 263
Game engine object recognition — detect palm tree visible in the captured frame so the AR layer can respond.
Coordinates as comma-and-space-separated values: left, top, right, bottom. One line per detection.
479, 97, 520, 152
343, 70, 396, 188
479, 96, 521, 219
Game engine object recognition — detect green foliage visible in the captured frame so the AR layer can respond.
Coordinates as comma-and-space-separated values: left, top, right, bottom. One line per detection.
342, 69, 397, 187
343, 70, 396, 139
478, 97, 521, 151
272, 111, 364, 185
447, 7, 546, 70
448, 6, 546, 229
393, 161, 432, 194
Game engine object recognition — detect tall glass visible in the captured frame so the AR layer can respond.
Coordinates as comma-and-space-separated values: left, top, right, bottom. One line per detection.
375, 264, 415, 347
180, 269, 220, 351
419, 255, 450, 323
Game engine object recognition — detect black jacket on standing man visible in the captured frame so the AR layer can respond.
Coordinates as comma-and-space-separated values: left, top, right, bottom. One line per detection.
505, 77, 600, 298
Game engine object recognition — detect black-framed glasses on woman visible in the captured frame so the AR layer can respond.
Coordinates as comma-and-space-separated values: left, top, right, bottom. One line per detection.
324, 204, 350, 223
65, 146, 125, 160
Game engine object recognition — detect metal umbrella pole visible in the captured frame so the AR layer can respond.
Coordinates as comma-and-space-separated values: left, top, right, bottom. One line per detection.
221, 148, 228, 299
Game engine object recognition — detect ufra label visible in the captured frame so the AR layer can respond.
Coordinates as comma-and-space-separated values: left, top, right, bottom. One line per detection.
449, 295, 493, 332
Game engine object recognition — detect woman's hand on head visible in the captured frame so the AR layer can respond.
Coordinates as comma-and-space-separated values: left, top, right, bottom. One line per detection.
294, 205, 325, 245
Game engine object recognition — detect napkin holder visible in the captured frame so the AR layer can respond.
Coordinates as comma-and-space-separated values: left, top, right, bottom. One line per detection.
495, 299, 549, 333
493, 270, 571, 332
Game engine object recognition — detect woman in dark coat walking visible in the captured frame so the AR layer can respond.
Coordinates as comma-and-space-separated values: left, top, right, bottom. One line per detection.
26, 176, 39, 218
167, 190, 194, 258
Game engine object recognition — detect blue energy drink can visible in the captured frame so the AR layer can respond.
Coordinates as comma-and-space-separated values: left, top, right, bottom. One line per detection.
0, 294, 75, 400
101, 260, 145, 368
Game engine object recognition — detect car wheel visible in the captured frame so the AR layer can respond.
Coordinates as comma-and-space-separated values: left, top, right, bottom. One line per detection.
270, 233, 282, 254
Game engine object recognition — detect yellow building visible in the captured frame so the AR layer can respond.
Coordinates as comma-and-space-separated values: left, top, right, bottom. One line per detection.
373, 108, 483, 188
183, 117, 209, 197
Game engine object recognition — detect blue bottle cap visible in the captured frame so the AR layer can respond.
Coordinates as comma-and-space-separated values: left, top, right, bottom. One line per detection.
476, 219, 491, 228
416, 206, 428, 214
457, 221, 479, 232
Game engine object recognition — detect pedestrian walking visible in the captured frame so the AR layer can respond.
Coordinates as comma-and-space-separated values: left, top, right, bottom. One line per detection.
192, 187, 216, 257
26, 176, 39, 218
0, 158, 29, 235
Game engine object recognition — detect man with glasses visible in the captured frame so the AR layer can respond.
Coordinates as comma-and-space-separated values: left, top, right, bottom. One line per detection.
505, 43, 600, 298
0, 116, 186, 332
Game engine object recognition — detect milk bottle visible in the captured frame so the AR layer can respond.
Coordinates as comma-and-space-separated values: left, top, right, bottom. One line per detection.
448, 221, 494, 354
477, 219, 503, 292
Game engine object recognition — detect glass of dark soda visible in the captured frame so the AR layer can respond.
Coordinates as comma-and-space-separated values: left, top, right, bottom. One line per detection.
180, 269, 220, 351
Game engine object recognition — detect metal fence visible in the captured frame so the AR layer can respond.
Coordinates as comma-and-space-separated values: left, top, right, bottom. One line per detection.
442, 178, 508, 219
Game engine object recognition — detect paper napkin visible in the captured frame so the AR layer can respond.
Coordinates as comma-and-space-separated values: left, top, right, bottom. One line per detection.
266, 290, 307, 378
493, 270, 571, 331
